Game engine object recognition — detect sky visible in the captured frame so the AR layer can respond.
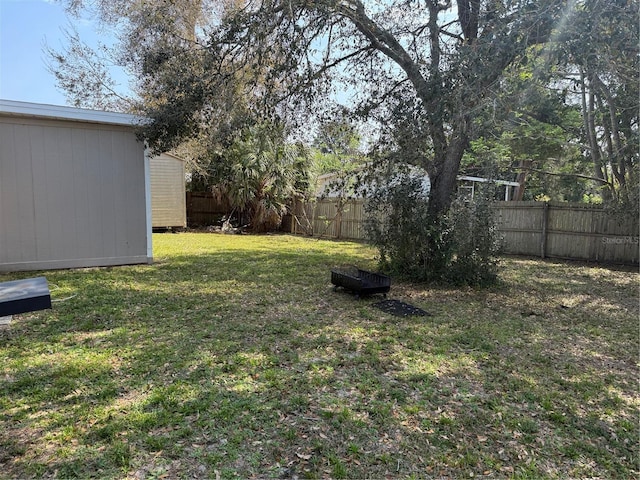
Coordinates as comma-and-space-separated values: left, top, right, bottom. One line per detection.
0, 0, 124, 107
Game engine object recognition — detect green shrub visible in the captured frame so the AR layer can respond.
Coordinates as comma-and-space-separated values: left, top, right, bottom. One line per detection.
363, 164, 502, 286
445, 184, 502, 286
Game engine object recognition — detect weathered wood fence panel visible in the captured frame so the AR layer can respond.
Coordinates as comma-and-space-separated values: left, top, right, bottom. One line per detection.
495, 201, 639, 264
186, 192, 228, 227
290, 199, 639, 265
289, 198, 365, 239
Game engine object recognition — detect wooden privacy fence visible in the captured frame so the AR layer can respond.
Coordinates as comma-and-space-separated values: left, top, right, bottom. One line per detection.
289, 198, 366, 240
186, 192, 228, 227
289, 198, 639, 265
494, 201, 638, 264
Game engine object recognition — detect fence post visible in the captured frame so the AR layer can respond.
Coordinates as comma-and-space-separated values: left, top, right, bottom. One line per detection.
335, 201, 342, 239
290, 198, 297, 234
541, 202, 549, 259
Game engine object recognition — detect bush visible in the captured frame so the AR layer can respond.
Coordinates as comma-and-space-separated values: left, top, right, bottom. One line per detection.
445, 186, 502, 286
364, 165, 502, 286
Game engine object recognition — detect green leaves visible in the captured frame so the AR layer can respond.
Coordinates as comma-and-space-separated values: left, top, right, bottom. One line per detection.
208, 122, 311, 232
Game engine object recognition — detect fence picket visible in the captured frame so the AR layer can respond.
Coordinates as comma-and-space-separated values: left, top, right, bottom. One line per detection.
187, 193, 638, 264
289, 199, 639, 265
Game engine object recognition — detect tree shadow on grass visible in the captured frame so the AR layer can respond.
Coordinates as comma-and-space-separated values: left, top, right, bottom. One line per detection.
0, 242, 637, 478
0, 242, 374, 476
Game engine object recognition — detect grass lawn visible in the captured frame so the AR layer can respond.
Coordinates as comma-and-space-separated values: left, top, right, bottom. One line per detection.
0, 233, 638, 479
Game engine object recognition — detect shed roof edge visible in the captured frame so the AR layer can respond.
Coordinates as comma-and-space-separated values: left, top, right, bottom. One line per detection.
0, 99, 146, 127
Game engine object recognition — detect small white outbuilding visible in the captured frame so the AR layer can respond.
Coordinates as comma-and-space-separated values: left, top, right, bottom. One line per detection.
150, 152, 186, 230
0, 100, 153, 272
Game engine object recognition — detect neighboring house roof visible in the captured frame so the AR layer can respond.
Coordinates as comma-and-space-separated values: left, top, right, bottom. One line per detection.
316, 169, 519, 198
458, 175, 520, 187
0, 99, 143, 127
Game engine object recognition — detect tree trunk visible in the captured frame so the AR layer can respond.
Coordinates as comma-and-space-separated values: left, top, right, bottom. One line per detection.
580, 69, 612, 200
514, 159, 532, 201
428, 127, 469, 217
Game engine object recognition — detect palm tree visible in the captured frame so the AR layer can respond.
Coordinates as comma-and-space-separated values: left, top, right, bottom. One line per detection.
213, 123, 309, 232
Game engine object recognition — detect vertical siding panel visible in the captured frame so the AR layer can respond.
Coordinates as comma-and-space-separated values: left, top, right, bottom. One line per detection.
124, 131, 142, 256
0, 125, 9, 262
150, 154, 186, 228
98, 129, 117, 258
120, 130, 133, 257
139, 142, 149, 253
150, 158, 165, 226
42, 126, 74, 260
126, 133, 146, 256
0, 123, 19, 263
111, 130, 127, 257
83, 128, 105, 258
29, 124, 51, 261
123, 135, 135, 256
12, 125, 38, 262
42, 126, 62, 259
56, 127, 77, 258
178, 160, 186, 226
71, 127, 92, 259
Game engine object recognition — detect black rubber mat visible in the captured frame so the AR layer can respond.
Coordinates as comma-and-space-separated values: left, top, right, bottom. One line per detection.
372, 299, 430, 317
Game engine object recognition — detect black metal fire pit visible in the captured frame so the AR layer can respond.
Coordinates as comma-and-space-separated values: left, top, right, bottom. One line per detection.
331, 266, 390, 298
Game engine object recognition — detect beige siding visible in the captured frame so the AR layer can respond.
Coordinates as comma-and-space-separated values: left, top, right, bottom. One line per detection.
150, 153, 186, 228
0, 116, 150, 271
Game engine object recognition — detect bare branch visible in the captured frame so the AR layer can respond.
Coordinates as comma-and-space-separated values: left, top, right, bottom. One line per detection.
515, 166, 614, 187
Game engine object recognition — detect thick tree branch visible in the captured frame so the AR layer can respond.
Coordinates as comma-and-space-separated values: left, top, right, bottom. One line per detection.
457, 0, 479, 43
516, 166, 615, 187
333, 0, 431, 100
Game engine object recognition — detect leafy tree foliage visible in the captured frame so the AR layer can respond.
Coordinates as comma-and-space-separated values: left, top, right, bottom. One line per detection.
187, 1, 563, 216
50, 0, 637, 282
364, 159, 501, 285
459, 0, 638, 210
549, 0, 638, 213
52, 0, 563, 215
312, 120, 363, 173
463, 56, 587, 202
205, 122, 310, 232
566, 0, 638, 219
48, 0, 217, 111
52, 0, 312, 232
311, 119, 367, 198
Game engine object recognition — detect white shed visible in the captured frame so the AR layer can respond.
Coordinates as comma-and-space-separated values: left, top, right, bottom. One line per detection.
0, 100, 152, 272
150, 152, 186, 229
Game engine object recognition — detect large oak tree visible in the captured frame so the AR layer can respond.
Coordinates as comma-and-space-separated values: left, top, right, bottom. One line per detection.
138, 0, 567, 218
54, 0, 567, 218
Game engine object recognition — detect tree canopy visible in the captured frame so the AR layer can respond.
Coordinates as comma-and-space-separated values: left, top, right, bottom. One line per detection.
50, 0, 638, 281
52, 0, 571, 211
51, 1, 638, 205
137, 0, 567, 216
